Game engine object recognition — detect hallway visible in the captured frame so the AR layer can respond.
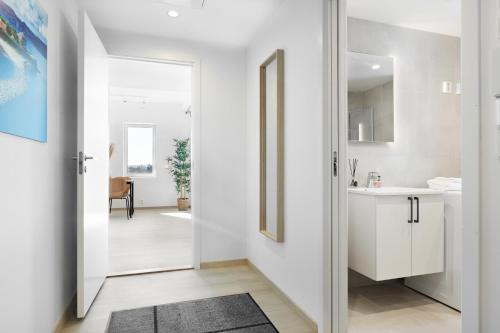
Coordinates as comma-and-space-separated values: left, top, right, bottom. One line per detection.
61, 264, 315, 333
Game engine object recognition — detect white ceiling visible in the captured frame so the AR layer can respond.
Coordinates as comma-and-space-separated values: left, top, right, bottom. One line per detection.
109, 58, 191, 91
109, 58, 191, 105
77, 0, 282, 48
347, 0, 461, 37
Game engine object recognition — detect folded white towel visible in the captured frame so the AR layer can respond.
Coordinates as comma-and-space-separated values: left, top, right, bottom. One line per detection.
427, 177, 462, 191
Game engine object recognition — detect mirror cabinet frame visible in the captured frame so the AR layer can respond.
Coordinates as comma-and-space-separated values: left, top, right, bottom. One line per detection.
259, 49, 284, 242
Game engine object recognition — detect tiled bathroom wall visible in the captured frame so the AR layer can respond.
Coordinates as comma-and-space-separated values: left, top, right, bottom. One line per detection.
348, 18, 461, 187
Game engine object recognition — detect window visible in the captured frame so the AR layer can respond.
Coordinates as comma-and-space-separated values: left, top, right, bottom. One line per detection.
125, 124, 156, 177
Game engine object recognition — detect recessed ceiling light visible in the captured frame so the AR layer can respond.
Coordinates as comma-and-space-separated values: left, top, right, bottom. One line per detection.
371, 64, 381, 70
167, 10, 179, 17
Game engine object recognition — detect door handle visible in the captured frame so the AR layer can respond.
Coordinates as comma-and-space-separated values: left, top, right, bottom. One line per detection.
408, 197, 413, 223
72, 152, 93, 174
414, 197, 420, 223
333, 151, 338, 177
72, 155, 93, 161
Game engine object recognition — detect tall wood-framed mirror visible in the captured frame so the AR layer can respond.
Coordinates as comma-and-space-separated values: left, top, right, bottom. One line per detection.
260, 49, 284, 242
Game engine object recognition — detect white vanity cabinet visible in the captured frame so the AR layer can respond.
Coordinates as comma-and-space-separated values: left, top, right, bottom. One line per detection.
348, 188, 444, 281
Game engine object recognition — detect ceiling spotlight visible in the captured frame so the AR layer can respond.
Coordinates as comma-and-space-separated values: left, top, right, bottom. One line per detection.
371, 64, 381, 70
167, 10, 179, 17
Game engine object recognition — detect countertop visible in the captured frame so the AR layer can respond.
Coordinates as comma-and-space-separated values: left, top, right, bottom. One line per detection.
348, 187, 445, 196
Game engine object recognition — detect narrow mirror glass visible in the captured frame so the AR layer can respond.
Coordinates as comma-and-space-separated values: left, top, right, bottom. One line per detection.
348, 52, 394, 143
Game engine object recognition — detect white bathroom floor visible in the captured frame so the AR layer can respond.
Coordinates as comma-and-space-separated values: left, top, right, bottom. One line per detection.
349, 283, 461, 333
108, 208, 193, 274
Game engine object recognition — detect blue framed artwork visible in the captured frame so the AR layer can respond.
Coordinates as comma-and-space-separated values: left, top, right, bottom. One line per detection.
0, 0, 48, 142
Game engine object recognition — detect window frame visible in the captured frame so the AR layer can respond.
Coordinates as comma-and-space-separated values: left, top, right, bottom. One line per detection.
123, 123, 157, 178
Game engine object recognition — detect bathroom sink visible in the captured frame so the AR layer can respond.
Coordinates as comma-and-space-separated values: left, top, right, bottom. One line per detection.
348, 187, 444, 196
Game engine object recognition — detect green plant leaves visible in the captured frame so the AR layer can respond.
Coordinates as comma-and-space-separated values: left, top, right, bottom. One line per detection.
167, 138, 191, 197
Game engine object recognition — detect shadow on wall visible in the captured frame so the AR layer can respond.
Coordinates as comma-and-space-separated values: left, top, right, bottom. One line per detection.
58, 9, 79, 304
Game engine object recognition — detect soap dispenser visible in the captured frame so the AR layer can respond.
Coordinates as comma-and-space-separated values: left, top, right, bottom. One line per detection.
366, 172, 379, 188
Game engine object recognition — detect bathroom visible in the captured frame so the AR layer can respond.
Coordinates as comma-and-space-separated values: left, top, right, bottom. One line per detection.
346, 1, 462, 332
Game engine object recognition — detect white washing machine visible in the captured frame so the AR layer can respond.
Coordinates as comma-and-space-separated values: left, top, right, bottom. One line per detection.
405, 191, 462, 311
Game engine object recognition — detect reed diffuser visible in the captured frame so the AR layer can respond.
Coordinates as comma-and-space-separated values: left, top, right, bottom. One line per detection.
349, 158, 359, 187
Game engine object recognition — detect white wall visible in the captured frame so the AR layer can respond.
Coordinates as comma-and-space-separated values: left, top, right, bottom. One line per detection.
109, 100, 191, 208
98, 29, 247, 262
348, 18, 461, 187
478, 0, 500, 331
245, 0, 324, 326
0, 0, 78, 332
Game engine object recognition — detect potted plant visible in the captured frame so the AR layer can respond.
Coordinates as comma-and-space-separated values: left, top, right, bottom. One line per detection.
167, 138, 191, 211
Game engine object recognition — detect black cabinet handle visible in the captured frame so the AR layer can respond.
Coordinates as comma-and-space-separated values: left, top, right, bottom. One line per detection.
408, 197, 413, 223
414, 197, 420, 223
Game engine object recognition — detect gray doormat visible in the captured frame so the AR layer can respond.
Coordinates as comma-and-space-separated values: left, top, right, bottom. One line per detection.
106, 293, 279, 333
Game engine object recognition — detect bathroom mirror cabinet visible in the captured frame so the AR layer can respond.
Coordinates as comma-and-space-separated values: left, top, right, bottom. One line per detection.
348, 52, 395, 143
260, 49, 284, 242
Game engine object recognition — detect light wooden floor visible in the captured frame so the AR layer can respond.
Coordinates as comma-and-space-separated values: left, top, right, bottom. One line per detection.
60, 265, 315, 333
109, 208, 193, 274
348, 283, 461, 333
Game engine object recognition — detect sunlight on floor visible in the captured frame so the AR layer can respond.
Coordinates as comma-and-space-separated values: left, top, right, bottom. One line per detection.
160, 212, 192, 220
109, 208, 193, 274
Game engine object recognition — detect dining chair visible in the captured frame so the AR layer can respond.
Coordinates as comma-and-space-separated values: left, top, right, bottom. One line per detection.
109, 177, 131, 219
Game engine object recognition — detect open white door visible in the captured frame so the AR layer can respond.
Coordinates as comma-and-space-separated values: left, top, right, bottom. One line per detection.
76, 11, 109, 318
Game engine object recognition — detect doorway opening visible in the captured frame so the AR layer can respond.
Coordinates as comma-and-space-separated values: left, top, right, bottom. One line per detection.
107, 57, 194, 276
341, 1, 463, 332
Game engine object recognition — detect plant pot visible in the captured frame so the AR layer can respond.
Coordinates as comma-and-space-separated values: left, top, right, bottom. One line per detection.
177, 198, 190, 211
